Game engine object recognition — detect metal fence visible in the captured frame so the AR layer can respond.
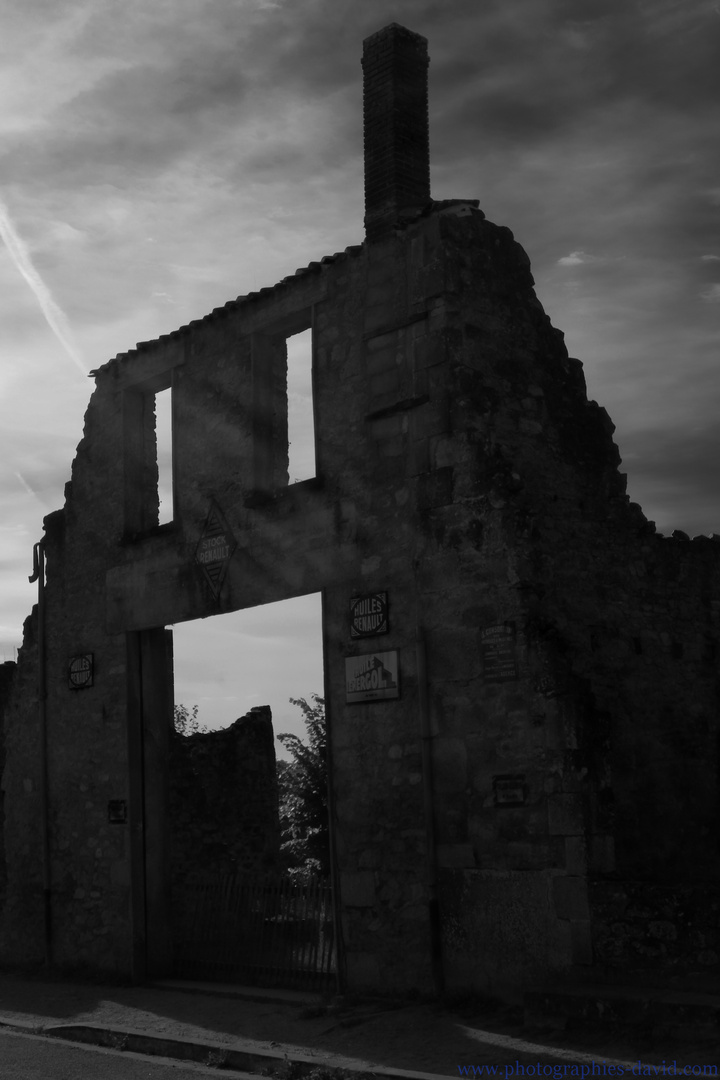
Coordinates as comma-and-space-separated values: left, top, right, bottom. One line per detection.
172, 871, 336, 990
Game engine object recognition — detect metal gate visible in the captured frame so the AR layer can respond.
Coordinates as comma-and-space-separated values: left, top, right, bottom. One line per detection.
172, 872, 336, 991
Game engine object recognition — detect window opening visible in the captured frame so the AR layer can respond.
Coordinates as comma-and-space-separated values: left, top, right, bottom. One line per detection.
286, 328, 315, 483
155, 386, 173, 525
123, 374, 174, 536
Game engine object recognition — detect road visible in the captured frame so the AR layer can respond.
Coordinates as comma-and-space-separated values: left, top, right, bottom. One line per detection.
0, 1030, 256, 1079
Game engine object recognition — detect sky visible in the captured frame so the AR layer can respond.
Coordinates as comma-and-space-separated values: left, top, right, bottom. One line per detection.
1, 0, 719, 749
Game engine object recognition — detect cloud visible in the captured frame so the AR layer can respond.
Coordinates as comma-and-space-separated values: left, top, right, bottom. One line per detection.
558, 251, 600, 266
700, 283, 720, 303
0, 197, 87, 375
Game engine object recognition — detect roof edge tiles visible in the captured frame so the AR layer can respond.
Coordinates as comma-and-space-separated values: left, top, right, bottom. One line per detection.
90, 243, 365, 376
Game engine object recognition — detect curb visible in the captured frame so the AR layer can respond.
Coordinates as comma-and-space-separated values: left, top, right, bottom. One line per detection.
0, 1018, 454, 1080
524, 985, 720, 1042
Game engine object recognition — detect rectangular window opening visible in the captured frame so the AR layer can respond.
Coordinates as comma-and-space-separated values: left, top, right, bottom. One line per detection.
286, 327, 316, 484
155, 386, 174, 525
124, 375, 175, 538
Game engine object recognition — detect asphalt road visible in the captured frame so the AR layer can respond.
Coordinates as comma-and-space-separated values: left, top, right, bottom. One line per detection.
0, 1030, 257, 1079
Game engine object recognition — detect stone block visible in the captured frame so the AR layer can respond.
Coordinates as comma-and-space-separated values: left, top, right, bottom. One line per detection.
341, 870, 376, 908
378, 436, 405, 459
345, 950, 381, 988
368, 413, 403, 440
363, 308, 401, 338
570, 919, 593, 965
438, 868, 573, 984
433, 736, 468, 792
369, 367, 400, 395
430, 435, 455, 469
437, 843, 475, 868
358, 848, 381, 869
407, 439, 430, 476
547, 793, 583, 836
564, 835, 587, 875
417, 467, 453, 509
413, 334, 446, 369
411, 400, 450, 439
552, 875, 590, 921
588, 834, 615, 874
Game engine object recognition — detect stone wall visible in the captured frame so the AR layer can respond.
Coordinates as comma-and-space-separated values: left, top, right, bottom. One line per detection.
0, 610, 45, 967
590, 880, 720, 979
169, 706, 280, 886
0, 659, 17, 915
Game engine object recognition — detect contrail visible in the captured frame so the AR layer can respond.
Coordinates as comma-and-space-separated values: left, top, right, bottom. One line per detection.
0, 197, 87, 377
14, 470, 51, 508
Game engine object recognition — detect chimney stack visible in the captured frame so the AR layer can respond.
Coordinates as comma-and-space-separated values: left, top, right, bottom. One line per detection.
362, 24, 431, 243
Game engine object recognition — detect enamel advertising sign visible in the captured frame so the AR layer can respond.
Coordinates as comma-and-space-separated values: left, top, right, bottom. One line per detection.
195, 501, 237, 599
68, 653, 94, 690
350, 592, 388, 638
345, 650, 399, 703
481, 623, 518, 683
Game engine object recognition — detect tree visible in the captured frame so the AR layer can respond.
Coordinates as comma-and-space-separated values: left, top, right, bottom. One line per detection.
277, 695, 329, 878
173, 703, 209, 736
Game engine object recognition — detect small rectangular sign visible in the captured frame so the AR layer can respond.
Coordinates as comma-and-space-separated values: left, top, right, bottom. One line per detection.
345, 650, 399, 703
481, 623, 518, 683
107, 799, 127, 824
350, 592, 388, 638
493, 775, 527, 807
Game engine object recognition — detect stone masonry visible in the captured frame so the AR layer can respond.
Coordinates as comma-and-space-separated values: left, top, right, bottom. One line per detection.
1, 24, 719, 995
169, 706, 280, 888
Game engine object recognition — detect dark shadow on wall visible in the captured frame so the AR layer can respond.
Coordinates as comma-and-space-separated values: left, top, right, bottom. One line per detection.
0, 659, 15, 913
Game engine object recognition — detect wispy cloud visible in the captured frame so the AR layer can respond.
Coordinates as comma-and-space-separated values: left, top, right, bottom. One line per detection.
0, 196, 87, 376
558, 251, 598, 266
700, 283, 720, 303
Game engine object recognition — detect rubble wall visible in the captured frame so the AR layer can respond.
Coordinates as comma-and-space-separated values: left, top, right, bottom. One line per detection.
169, 706, 280, 885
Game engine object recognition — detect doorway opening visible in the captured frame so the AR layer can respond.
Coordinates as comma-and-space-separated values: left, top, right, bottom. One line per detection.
155, 593, 335, 989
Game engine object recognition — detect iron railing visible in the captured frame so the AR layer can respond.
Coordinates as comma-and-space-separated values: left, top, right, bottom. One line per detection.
172, 871, 336, 990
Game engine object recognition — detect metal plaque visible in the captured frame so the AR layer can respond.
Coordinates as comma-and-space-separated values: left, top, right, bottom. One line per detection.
345, 650, 399, 703
350, 592, 388, 638
481, 623, 518, 683
107, 799, 127, 824
195, 500, 237, 599
493, 775, 527, 807
68, 653, 93, 690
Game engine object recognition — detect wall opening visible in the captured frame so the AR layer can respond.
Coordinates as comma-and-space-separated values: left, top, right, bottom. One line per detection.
162, 593, 335, 987
123, 373, 174, 536
171, 593, 323, 745
155, 386, 173, 525
286, 328, 315, 483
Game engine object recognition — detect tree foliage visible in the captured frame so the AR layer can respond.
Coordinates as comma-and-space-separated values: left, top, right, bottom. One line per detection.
173, 703, 209, 736
277, 695, 329, 878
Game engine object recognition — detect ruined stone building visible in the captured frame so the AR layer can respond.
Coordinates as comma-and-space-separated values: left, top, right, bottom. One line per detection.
1, 23, 719, 995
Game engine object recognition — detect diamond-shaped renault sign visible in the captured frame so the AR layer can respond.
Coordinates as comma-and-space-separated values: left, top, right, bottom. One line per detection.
195, 501, 237, 599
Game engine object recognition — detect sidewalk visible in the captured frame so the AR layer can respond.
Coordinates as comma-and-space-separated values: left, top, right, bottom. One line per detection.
0, 971, 719, 1075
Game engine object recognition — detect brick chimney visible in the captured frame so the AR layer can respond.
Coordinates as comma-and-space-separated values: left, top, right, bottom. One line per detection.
362, 24, 431, 243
